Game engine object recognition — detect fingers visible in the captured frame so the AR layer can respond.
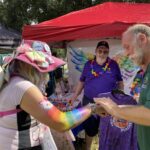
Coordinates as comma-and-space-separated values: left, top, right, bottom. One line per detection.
94, 98, 108, 108
94, 97, 109, 103
93, 97, 118, 117
95, 105, 109, 117
100, 112, 109, 117
94, 97, 103, 103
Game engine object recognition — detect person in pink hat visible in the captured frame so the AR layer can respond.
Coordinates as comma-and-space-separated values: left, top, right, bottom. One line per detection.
0, 40, 100, 150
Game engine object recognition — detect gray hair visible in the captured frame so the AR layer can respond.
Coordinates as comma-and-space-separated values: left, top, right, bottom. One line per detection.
124, 24, 150, 37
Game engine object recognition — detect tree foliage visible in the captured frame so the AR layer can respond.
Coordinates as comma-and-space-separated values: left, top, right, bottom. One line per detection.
0, 0, 150, 32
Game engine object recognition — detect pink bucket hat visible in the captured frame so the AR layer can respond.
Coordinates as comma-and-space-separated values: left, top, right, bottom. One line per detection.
4, 40, 66, 73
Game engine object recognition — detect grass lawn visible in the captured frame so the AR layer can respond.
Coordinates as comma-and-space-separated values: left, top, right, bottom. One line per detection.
91, 135, 99, 150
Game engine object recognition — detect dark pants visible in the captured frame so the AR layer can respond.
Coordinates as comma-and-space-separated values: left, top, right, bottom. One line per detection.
19, 145, 42, 150
72, 95, 100, 137
82, 95, 100, 137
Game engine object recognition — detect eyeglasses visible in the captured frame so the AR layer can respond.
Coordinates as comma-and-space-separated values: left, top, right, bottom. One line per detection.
97, 49, 109, 55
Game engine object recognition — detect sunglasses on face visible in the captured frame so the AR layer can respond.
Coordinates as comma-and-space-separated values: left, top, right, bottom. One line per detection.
97, 49, 109, 55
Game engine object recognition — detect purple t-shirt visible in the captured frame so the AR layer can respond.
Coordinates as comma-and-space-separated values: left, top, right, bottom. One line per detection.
98, 91, 138, 150
80, 58, 122, 99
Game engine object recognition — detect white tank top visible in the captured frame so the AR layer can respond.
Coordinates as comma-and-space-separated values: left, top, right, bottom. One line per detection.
0, 76, 42, 150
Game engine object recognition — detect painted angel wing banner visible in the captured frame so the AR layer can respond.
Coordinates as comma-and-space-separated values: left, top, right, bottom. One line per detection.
67, 38, 139, 95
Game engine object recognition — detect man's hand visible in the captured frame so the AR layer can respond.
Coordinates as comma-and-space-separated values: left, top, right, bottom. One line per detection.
94, 97, 119, 116
95, 105, 109, 117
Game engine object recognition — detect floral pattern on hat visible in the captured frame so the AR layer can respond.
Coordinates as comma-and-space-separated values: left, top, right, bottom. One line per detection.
3, 40, 66, 73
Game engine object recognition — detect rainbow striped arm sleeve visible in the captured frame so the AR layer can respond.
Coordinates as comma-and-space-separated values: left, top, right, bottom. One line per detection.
39, 100, 91, 130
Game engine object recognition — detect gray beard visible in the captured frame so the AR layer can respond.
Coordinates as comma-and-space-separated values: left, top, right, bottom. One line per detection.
132, 47, 144, 66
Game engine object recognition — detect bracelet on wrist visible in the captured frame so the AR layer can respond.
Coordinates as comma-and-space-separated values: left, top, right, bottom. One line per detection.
87, 103, 96, 114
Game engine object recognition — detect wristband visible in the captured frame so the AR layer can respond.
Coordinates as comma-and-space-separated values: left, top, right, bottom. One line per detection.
88, 103, 96, 114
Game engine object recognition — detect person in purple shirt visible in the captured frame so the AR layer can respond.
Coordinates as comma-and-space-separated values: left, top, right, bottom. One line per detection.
71, 41, 124, 150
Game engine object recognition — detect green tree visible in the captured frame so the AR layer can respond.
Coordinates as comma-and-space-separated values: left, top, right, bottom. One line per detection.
0, 0, 54, 31
1, 0, 150, 32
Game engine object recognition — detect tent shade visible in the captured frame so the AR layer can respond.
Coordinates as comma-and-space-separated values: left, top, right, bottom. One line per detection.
22, 2, 150, 42
0, 24, 21, 53
0, 39, 21, 49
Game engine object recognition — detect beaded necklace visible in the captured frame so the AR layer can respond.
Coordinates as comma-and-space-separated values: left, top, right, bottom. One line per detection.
130, 69, 144, 98
90, 58, 111, 77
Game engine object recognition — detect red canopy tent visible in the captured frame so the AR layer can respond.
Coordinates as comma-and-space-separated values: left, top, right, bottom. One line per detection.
22, 2, 150, 43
